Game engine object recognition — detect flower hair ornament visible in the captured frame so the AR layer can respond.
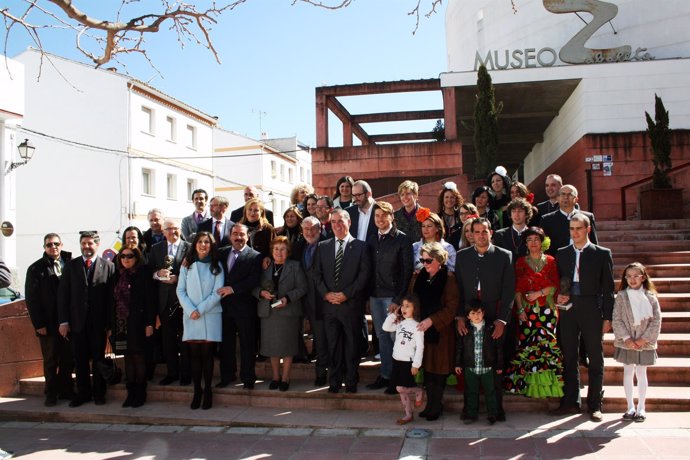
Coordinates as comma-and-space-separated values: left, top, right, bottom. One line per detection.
416, 207, 432, 223
465, 214, 480, 220
526, 192, 535, 204
541, 236, 551, 252
443, 181, 458, 191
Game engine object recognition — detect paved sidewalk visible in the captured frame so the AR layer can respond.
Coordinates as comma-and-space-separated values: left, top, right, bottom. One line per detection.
0, 396, 689, 459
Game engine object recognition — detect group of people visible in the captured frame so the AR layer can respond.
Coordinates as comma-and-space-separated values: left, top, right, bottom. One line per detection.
21, 170, 661, 425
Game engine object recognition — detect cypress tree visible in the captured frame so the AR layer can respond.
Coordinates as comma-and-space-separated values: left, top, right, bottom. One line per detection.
645, 94, 672, 189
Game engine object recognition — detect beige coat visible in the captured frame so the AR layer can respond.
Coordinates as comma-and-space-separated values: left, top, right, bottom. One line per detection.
612, 289, 662, 350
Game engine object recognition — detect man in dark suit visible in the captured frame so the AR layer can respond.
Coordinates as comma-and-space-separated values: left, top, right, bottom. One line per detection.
534, 174, 562, 226
314, 196, 334, 240
25, 233, 75, 406
346, 180, 378, 242
230, 186, 274, 226
540, 184, 598, 256
455, 217, 514, 421
492, 197, 532, 261
58, 231, 115, 407
314, 209, 371, 393
150, 218, 191, 386
216, 223, 263, 389
551, 213, 614, 422
291, 216, 329, 385
142, 208, 166, 253
198, 196, 234, 247
365, 201, 414, 394
180, 188, 209, 240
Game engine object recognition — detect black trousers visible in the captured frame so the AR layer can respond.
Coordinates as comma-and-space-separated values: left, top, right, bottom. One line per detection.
219, 308, 257, 384
559, 296, 604, 411
71, 321, 106, 400
323, 303, 361, 388
159, 305, 190, 380
38, 330, 74, 398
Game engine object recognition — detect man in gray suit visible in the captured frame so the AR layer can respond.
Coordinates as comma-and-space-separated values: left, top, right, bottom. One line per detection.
150, 218, 191, 386
314, 209, 371, 393
180, 188, 209, 240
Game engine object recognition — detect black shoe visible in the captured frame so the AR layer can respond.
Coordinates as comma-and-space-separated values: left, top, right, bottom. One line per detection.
215, 378, 235, 388
269, 380, 280, 390
69, 395, 91, 407
279, 381, 290, 392
425, 413, 441, 421
256, 354, 267, 362
328, 386, 340, 394
44, 395, 57, 407
384, 386, 397, 395
202, 387, 212, 410
131, 383, 146, 408
243, 382, 255, 390
365, 376, 390, 390
58, 391, 75, 401
122, 384, 135, 408
622, 410, 636, 420
488, 416, 497, 425
159, 375, 178, 386
94, 397, 106, 406
633, 412, 646, 423
419, 408, 429, 418
179, 378, 191, 386
496, 412, 506, 422
314, 372, 328, 387
191, 389, 202, 410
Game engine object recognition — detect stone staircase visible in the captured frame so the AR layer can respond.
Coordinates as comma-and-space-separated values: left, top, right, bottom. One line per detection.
8, 219, 690, 423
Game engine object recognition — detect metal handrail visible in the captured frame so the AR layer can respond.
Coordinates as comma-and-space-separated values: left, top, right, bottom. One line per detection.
620, 161, 690, 219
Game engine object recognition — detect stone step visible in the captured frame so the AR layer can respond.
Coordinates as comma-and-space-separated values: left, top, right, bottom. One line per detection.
13, 379, 690, 416
604, 240, 690, 253
578, 357, 690, 386
658, 293, 690, 312
602, 333, 690, 357
597, 219, 690, 231
599, 229, 690, 241
647, 277, 690, 294
614, 264, 690, 279
609, 251, 690, 265
657, 312, 690, 333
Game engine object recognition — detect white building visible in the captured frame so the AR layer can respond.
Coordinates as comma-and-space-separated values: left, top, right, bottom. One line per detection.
213, 129, 312, 227
0, 56, 25, 275
11, 49, 217, 279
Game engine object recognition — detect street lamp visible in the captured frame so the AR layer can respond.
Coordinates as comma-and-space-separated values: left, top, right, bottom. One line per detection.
9, 138, 35, 171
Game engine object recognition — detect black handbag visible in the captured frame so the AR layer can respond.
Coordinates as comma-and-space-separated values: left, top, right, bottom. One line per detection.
97, 337, 122, 385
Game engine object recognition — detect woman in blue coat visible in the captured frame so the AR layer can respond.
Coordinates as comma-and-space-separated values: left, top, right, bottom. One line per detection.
177, 231, 223, 410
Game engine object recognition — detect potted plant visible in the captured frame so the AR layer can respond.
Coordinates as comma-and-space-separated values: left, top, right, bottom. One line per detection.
639, 94, 682, 219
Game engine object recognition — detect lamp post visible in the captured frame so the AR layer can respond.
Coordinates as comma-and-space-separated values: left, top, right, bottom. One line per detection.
8, 138, 35, 171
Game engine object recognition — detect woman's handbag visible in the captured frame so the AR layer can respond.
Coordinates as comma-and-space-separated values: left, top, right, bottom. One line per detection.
96, 336, 122, 385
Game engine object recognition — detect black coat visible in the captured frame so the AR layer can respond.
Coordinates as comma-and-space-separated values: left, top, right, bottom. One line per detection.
455, 320, 503, 370
25, 250, 72, 331
219, 245, 263, 317
111, 266, 157, 353
366, 228, 413, 305
540, 209, 598, 256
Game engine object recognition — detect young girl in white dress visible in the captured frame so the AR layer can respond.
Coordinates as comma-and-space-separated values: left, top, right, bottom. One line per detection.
612, 262, 662, 422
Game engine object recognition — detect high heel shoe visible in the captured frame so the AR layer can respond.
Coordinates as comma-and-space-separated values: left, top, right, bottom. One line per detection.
202, 387, 212, 410
190, 388, 202, 410
269, 380, 280, 390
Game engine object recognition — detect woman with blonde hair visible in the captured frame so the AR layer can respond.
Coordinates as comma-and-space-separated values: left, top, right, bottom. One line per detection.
240, 198, 276, 257
290, 183, 315, 213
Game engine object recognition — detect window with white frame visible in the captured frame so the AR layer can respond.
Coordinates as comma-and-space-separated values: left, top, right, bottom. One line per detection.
142, 168, 155, 196
167, 173, 177, 200
271, 160, 277, 179
166, 116, 177, 142
300, 166, 305, 182
280, 164, 285, 181
187, 179, 197, 202
185, 124, 197, 149
288, 167, 294, 184
141, 106, 155, 135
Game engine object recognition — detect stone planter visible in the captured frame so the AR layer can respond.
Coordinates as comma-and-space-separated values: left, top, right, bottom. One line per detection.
639, 188, 684, 220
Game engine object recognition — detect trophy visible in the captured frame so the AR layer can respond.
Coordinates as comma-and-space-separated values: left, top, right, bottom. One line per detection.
556, 277, 573, 311
159, 255, 174, 281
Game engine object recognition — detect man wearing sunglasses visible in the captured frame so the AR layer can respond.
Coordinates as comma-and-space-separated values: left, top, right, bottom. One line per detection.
25, 234, 75, 407
58, 231, 115, 407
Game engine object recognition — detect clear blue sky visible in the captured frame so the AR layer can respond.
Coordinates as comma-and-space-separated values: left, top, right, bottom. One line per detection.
3, 0, 448, 146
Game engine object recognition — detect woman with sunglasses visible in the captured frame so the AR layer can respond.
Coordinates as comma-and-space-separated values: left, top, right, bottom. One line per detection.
411, 242, 459, 421
112, 245, 156, 408
176, 231, 224, 410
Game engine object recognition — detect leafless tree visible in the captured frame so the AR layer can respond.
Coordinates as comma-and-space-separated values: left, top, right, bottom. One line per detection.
2, 0, 445, 72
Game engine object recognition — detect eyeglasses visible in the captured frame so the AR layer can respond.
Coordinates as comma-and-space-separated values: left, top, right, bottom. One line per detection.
419, 258, 435, 265
352, 192, 367, 198
625, 274, 644, 280
120, 254, 136, 259
44, 242, 61, 248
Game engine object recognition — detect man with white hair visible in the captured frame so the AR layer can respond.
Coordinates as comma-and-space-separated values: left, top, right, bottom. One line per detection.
540, 184, 598, 256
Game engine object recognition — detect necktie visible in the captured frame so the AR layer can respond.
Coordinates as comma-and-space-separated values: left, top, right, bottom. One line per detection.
214, 220, 222, 243
334, 239, 344, 288
54, 260, 62, 277
227, 249, 240, 272
85, 258, 92, 269
168, 244, 175, 256
196, 213, 203, 224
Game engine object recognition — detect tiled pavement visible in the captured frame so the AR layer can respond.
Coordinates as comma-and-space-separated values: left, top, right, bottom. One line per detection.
0, 396, 689, 459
